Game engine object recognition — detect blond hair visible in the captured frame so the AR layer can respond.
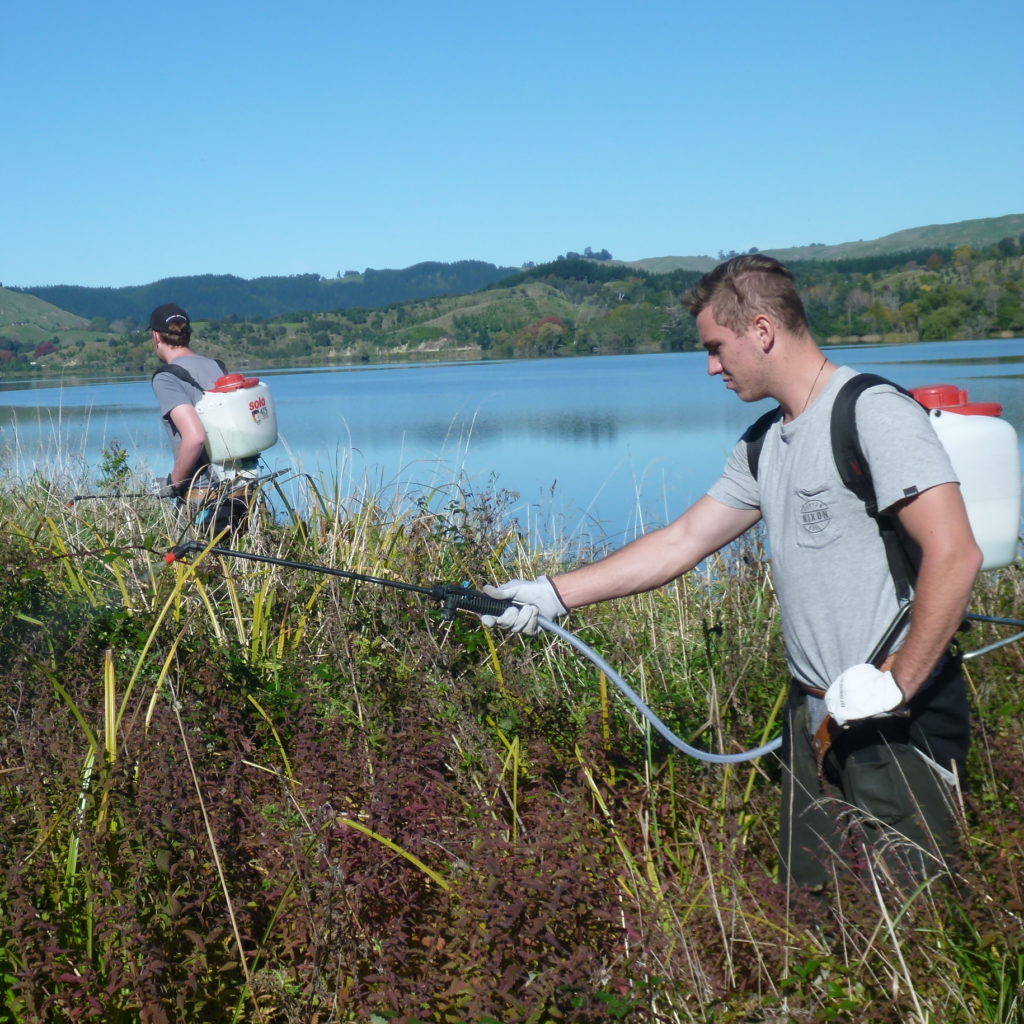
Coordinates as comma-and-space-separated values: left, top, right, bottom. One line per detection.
686, 254, 810, 335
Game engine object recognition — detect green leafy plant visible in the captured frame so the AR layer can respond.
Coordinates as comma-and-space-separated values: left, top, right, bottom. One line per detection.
96, 440, 132, 492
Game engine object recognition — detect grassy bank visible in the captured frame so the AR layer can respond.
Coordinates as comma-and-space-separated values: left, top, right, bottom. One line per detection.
0, 470, 1022, 1022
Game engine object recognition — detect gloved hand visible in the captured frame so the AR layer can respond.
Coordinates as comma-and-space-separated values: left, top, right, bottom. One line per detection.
480, 576, 568, 636
154, 475, 183, 499
825, 663, 905, 727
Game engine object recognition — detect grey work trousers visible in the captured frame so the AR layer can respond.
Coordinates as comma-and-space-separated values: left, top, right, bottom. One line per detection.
779, 655, 969, 889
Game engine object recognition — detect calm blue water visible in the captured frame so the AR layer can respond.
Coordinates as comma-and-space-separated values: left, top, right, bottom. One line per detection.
2, 338, 1023, 548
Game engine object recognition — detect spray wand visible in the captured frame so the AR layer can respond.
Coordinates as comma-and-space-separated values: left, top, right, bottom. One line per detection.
164, 539, 514, 621
67, 491, 164, 507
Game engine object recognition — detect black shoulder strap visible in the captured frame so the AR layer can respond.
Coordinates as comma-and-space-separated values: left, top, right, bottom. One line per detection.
152, 363, 203, 391
151, 359, 227, 392
830, 372, 912, 517
744, 405, 782, 480
830, 372, 917, 602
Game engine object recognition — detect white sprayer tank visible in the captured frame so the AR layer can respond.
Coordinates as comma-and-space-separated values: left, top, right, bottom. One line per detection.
911, 385, 1021, 570
195, 374, 278, 465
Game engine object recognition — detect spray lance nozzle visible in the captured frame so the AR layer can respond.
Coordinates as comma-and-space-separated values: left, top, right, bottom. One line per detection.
161, 541, 512, 621
164, 539, 205, 564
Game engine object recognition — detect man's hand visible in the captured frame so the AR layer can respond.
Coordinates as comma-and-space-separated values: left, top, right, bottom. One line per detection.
480, 577, 568, 636
825, 663, 905, 726
154, 475, 183, 499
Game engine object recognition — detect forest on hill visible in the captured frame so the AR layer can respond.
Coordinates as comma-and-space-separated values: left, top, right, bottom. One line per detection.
1, 236, 1022, 378
10, 260, 519, 325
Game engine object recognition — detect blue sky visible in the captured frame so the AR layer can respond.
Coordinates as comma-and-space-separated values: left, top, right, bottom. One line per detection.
3, 0, 1021, 288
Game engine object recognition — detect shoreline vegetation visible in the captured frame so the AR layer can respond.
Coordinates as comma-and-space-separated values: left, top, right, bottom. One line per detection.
0, 464, 1022, 1021
2, 239, 1023, 381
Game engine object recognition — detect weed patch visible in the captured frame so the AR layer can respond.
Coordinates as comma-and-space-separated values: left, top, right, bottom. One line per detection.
0, 479, 1021, 1021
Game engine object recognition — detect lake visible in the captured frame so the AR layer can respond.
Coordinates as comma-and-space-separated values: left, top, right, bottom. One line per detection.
2, 338, 1023, 549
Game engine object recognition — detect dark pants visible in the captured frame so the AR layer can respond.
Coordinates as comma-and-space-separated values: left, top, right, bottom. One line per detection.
779, 655, 969, 889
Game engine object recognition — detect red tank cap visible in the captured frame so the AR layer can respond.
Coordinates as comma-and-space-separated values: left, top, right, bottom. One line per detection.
209, 373, 259, 393
911, 384, 1002, 417
912, 384, 963, 408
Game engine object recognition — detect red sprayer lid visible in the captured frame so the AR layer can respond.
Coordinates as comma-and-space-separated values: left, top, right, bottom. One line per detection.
209, 373, 260, 393
911, 384, 1002, 417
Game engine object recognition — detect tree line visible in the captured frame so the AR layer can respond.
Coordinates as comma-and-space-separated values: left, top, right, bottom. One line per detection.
13, 261, 519, 325
2, 239, 1022, 376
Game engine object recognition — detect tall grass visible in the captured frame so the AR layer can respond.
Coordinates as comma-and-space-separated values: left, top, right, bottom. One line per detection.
0, 464, 1021, 1022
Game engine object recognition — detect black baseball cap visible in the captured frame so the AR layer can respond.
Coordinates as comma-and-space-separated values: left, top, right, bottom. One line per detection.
148, 303, 191, 333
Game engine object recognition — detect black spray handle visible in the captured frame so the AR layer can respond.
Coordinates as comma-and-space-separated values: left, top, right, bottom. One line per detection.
430, 583, 513, 621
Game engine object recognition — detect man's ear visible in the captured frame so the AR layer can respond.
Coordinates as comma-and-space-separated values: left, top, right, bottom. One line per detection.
750, 313, 776, 352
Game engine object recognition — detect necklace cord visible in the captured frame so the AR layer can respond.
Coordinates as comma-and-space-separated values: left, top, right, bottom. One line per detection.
801, 355, 829, 415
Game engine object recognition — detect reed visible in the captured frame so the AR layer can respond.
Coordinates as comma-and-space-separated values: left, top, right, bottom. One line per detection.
0, 463, 1021, 1022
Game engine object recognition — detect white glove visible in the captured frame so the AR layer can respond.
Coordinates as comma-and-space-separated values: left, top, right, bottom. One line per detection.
480, 576, 568, 636
154, 475, 183, 499
825, 663, 905, 727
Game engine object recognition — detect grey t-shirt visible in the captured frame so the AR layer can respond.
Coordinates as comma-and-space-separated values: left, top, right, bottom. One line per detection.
707, 366, 958, 691
152, 355, 225, 482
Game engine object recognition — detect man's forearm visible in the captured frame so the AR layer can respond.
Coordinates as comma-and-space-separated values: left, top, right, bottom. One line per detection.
170, 439, 206, 487
552, 497, 761, 610
891, 549, 981, 699
890, 483, 983, 699
553, 527, 693, 608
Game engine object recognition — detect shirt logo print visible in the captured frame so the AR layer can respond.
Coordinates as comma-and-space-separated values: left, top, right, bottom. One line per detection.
800, 498, 831, 534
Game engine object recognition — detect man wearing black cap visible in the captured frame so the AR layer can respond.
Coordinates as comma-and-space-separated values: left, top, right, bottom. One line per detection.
149, 303, 226, 497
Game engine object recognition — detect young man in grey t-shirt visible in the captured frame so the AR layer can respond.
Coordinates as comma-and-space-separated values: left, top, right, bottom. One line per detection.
148, 303, 225, 496
482, 255, 982, 890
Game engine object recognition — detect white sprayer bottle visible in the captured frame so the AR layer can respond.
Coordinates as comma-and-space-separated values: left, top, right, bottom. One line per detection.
911, 384, 1021, 570
195, 374, 279, 473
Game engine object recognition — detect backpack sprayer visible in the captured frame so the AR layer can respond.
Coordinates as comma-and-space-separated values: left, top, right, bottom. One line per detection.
185, 373, 280, 535
193, 373, 279, 483
912, 383, 1021, 570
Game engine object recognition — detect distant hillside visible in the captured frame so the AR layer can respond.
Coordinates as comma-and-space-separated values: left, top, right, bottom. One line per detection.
765, 214, 1024, 262
624, 214, 1024, 274
624, 255, 718, 274
14, 260, 519, 325
8, 214, 1023, 337
0, 288, 88, 331
2, 242, 1022, 378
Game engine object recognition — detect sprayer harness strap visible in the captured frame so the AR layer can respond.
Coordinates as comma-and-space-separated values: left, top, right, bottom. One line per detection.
744, 372, 917, 604
151, 359, 227, 393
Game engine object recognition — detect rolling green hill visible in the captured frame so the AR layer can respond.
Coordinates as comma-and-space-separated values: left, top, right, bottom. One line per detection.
764, 213, 1024, 262
625, 214, 1024, 274
0, 288, 94, 356
623, 255, 718, 274
0, 288, 88, 332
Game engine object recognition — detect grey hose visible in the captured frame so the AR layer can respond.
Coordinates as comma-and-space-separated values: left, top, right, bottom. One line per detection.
537, 616, 783, 764
536, 607, 1024, 763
